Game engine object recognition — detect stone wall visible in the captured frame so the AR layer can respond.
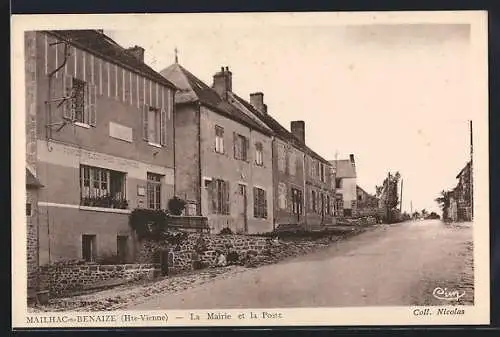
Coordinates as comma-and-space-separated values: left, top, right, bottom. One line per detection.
27, 188, 39, 299
137, 233, 270, 273
136, 231, 351, 273
39, 261, 158, 298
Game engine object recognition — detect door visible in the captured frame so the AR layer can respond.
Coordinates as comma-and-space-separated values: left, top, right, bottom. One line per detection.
237, 184, 248, 233
117, 235, 129, 263
292, 188, 302, 223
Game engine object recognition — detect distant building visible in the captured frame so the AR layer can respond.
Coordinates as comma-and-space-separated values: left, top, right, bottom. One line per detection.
330, 155, 357, 217
229, 91, 335, 230
355, 185, 379, 218
455, 161, 473, 222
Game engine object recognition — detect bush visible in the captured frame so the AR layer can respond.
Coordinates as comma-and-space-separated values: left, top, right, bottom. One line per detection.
168, 196, 187, 216
219, 227, 233, 235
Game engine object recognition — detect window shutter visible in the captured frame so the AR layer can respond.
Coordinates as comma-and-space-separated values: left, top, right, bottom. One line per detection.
160, 108, 167, 145
208, 180, 216, 213
233, 132, 237, 159
142, 105, 149, 141
253, 187, 258, 217
224, 181, 230, 214
263, 190, 268, 218
88, 83, 97, 126
62, 74, 74, 120
245, 137, 249, 161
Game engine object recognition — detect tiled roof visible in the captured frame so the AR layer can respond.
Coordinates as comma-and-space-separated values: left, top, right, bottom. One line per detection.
231, 94, 331, 165
45, 30, 177, 90
456, 161, 471, 179
159, 63, 272, 136
26, 168, 43, 188
357, 185, 375, 198
330, 159, 357, 178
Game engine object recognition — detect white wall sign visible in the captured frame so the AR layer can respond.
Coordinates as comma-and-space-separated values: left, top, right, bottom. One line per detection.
109, 122, 133, 143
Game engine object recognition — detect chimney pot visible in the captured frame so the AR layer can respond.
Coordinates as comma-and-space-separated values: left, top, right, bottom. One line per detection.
213, 66, 232, 99
350, 154, 355, 165
290, 121, 305, 143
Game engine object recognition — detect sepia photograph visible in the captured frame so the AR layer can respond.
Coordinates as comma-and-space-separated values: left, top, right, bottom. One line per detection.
12, 11, 489, 327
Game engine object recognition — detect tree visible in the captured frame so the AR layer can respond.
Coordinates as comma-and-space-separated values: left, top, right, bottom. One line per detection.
375, 171, 401, 223
412, 211, 420, 219
421, 209, 428, 218
435, 190, 451, 220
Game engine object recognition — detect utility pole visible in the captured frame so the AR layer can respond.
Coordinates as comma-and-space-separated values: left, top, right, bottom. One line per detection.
470, 120, 473, 220
410, 200, 413, 215
400, 178, 404, 213
386, 172, 391, 222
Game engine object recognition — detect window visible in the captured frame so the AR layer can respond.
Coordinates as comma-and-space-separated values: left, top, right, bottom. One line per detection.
215, 126, 224, 153
335, 178, 342, 189
82, 234, 96, 262
320, 164, 325, 182
238, 184, 246, 195
117, 235, 128, 263
80, 165, 127, 209
63, 75, 97, 126
26, 203, 32, 217
288, 150, 296, 176
291, 188, 303, 215
253, 187, 267, 219
209, 179, 230, 214
147, 173, 162, 210
255, 142, 263, 166
277, 144, 286, 172
326, 195, 331, 215
234, 133, 248, 160
311, 190, 317, 212
278, 182, 287, 210
358, 195, 363, 201
142, 104, 167, 145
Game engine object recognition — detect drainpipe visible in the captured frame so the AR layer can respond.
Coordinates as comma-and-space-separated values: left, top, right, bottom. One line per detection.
197, 102, 202, 216
302, 153, 307, 230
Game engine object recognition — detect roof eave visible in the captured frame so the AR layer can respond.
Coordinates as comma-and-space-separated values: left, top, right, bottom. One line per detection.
44, 30, 178, 91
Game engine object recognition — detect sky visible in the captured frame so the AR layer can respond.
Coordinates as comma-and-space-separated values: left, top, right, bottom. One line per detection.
106, 18, 474, 214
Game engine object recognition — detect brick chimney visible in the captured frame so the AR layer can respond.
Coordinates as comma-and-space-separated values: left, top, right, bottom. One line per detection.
250, 92, 267, 114
126, 45, 145, 63
290, 121, 305, 143
213, 66, 232, 99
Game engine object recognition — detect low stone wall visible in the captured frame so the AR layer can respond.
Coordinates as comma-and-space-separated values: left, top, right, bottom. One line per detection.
136, 230, 360, 273
137, 233, 270, 273
39, 261, 158, 298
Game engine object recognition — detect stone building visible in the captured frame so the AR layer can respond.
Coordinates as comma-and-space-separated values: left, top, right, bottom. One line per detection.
25, 30, 177, 270
355, 185, 379, 217
26, 168, 43, 300
229, 92, 335, 230
330, 155, 357, 217
453, 161, 473, 222
159, 63, 274, 234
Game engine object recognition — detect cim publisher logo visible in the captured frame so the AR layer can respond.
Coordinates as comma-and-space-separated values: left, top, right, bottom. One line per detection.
432, 287, 466, 301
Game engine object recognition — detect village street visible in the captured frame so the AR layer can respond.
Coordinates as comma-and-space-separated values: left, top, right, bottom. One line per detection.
125, 220, 474, 310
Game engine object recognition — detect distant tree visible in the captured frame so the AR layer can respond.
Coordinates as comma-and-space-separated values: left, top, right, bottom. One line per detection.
435, 190, 451, 220
421, 209, 428, 218
375, 171, 401, 223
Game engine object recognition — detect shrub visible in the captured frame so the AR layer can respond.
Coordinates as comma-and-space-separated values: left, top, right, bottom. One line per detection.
219, 227, 233, 235
168, 196, 187, 216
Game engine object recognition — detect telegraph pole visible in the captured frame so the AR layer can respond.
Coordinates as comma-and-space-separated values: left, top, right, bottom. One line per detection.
470, 120, 473, 220
400, 178, 404, 213
386, 172, 391, 222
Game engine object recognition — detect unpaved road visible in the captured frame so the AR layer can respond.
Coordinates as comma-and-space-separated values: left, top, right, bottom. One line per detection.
125, 220, 473, 310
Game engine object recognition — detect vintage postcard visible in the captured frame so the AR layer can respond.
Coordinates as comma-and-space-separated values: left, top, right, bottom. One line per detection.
11, 11, 489, 328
